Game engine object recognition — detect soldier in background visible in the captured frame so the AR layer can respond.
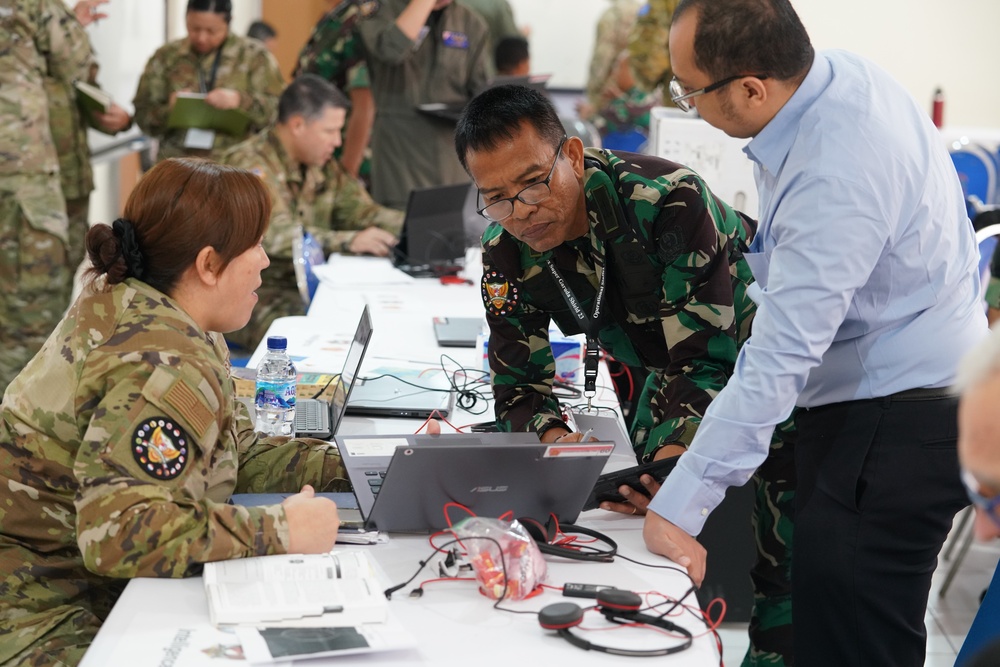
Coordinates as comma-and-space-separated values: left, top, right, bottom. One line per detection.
0, 0, 92, 395
222, 75, 402, 351
456, 85, 795, 666
132, 0, 284, 162
357, 0, 491, 210
0, 158, 348, 665
294, 0, 378, 181
627, 0, 681, 94
46, 0, 133, 274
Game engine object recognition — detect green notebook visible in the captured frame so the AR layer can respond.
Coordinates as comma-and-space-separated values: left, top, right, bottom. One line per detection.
167, 92, 251, 136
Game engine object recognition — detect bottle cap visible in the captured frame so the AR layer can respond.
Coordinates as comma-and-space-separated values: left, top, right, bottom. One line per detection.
266, 336, 287, 351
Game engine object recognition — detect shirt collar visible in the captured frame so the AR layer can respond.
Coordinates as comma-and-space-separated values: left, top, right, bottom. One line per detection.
267, 129, 305, 186
744, 52, 832, 173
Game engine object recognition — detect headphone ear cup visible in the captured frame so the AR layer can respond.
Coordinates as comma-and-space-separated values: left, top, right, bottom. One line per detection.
596, 588, 642, 612
518, 517, 550, 545
538, 602, 585, 630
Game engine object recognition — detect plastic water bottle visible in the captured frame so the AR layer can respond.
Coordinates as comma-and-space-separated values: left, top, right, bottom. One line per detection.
255, 336, 296, 437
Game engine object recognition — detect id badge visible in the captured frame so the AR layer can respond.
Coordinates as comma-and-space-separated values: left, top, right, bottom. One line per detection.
442, 30, 469, 49
184, 128, 215, 150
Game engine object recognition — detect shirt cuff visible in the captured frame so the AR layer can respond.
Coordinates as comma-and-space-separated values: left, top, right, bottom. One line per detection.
646, 459, 727, 536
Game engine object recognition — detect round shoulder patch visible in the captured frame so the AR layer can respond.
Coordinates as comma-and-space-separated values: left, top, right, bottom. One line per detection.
132, 417, 190, 480
482, 269, 519, 317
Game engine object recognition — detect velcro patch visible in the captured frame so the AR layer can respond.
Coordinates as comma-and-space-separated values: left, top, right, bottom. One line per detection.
164, 380, 214, 439
131, 417, 190, 480
482, 269, 519, 316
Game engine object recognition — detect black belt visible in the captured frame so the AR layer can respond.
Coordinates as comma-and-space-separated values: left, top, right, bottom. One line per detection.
887, 386, 954, 401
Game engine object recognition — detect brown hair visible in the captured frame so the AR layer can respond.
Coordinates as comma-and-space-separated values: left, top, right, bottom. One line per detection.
86, 158, 271, 295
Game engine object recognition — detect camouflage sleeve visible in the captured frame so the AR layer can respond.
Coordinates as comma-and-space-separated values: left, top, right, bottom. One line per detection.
482, 247, 565, 438
987, 276, 1000, 311
316, 163, 403, 255
132, 47, 172, 139
236, 47, 284, 131
638, 177, 745, 459
36, 0, 94, 85
74, 359, 290, 579
586, 6, 631, 107
232, 399, 352, 493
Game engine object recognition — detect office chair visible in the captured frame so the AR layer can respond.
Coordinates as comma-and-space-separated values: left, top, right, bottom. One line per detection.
951, 145, 997, 218
601, 128, 648, 153
561, 116, 602, 149
292, 226, 325, 307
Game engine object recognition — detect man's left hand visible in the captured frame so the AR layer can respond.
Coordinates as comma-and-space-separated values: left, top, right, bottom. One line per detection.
92, 104, 131, 134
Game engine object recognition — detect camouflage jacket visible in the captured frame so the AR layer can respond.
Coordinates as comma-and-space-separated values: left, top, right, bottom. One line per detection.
357, 0, 491, 208
0, 0, 93, 178
0, 278, 349, 660
627, 0, 681, 93
481, 148, 757, 458
293, 0, 376, 92
132, 33, 284, 161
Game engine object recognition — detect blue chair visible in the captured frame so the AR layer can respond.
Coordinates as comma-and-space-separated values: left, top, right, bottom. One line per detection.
292, 226, 325, 307
601, 128, 648, 153
951, 145, 997, 218
956, 559, 1000, 666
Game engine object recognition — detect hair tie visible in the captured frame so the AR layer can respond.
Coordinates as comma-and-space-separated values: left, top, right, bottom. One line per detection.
112, 217, 146, 281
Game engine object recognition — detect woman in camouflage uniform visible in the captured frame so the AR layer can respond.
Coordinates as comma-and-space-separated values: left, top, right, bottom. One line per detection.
132, 0, 284, 162
0, 158, 349, 666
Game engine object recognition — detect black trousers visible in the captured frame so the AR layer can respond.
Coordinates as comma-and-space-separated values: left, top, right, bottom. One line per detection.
793, 391, 968, 667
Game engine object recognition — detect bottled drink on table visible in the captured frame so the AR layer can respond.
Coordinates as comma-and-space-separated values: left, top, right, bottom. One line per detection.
255, 336, 296, 437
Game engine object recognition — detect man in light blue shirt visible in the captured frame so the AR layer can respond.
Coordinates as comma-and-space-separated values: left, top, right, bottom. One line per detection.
650, 0, 989, 664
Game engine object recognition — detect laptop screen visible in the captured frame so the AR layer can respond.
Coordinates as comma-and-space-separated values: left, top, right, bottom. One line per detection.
329, 305, 374, 434
392, 183, 472, 274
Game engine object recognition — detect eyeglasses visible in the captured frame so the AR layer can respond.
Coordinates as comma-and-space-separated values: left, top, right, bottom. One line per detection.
477, 136, 567, 223
962, 469, 1000, 531
669, 74, 769, 112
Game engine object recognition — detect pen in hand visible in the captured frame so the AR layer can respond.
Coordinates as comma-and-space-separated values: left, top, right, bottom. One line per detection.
579, 428, 594, 441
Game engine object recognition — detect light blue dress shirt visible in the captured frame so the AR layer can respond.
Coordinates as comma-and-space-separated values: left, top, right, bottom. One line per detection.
650, 50, 989, 535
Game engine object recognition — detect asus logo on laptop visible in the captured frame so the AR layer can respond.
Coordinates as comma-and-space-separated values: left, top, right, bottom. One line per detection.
470, 485, 509, 493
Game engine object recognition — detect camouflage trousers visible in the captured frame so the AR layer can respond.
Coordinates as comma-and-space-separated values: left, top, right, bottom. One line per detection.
0, 176, 72, 396
65, 196, 90, 272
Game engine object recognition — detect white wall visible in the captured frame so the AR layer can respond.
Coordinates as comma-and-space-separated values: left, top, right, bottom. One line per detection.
510, 0, 1000, 128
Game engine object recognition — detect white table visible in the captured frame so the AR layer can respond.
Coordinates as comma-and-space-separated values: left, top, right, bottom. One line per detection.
81, 513, 721, 666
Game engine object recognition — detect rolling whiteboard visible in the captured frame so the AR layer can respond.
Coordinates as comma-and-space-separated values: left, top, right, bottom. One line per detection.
649, 107, 759, 218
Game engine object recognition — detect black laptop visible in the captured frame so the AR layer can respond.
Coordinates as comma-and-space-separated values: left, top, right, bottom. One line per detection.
390, 183, 472, 276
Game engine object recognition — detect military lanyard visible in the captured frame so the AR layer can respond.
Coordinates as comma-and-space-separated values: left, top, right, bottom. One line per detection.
545, 258, 607, 409
198, 46, 224, 93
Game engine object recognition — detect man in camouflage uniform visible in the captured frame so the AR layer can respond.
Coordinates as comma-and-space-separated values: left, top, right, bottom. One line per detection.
294, 0, 378, 181
455, 85, 794, 666
627, 0, 681, 94
986, 243, 1000, 326
357, 0, 492, 209
132, 12, 284, 161
0, 0, 93, 396
45, 1, 132, 272
222, 75, 402, 351
0, 270, 350, 665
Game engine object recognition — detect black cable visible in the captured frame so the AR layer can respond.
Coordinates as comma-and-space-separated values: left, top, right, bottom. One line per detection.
308, 372, 342, 400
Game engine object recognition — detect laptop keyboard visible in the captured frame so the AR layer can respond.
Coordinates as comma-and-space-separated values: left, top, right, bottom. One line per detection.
294, 398, 328, 433
365, 470, 387, 496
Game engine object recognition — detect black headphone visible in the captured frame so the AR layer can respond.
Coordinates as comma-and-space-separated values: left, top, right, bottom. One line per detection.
518, 517, 618, 563
538, 589, 693, 656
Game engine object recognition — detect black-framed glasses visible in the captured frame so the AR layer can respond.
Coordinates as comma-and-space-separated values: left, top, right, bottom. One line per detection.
669, 74, 769, 112
477, 136, 567, 223
962, 469, 1000, 531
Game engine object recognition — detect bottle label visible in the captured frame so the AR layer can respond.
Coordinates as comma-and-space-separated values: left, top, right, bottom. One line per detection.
255, 381, 297, 409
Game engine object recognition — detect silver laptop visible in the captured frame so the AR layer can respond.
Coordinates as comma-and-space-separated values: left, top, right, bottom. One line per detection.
294, 306, 373, 438
335, 432, 614, 533
345, 368, 455, 419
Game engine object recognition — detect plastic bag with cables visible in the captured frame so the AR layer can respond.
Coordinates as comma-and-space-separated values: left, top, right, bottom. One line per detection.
450, 516, 548, 600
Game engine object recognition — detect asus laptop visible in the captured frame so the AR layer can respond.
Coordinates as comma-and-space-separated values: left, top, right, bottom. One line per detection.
335, 432, 614, 533
390, 183, 473, 277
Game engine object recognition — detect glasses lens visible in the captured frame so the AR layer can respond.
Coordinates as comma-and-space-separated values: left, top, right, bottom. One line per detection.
482, 201, 513, 223
668, 79, 691, 112
519, 182, 551, 206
